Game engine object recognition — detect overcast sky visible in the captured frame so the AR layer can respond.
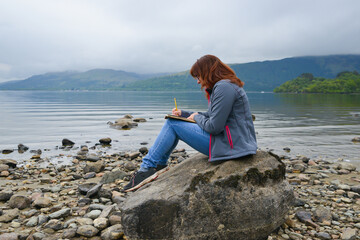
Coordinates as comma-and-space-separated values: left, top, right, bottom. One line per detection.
0, 0, 360, 82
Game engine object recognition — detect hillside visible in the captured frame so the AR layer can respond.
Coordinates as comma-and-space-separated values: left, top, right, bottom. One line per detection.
1, 55, 360, 91
124, 55, 360, 91
273, 71, 360, 93
0, 69, 165, 90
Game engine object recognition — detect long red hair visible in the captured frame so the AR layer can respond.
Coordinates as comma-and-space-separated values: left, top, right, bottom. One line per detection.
190, 55, 244, 90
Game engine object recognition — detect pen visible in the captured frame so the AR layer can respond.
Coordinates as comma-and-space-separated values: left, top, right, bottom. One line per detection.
174, 98, 178, 111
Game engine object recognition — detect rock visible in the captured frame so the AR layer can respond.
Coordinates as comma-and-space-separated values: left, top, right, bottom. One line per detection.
99, 137, 112, 145
350, 185, 360, 194
78, 183, 97, 195
62, 138, 75, 146
124, 162, 136, 171
78, 198, 92, 206
26, 216, 38, 227
120, 151, 294, 240
84, 172, 96, 179
313, 206, 332, 223
139, 147, 148, 154
100, 171, 127, 184
0, 190, 13, 201
0, 171, 9, 177
62, 228, 77, 239
18, 143, 29, 153
76, 225, 99, 237
85, 209, 102, 219
38, 214, 49, 225
0, 164, 9, 172
341, 228, 357, 240
76, 217, 93, 226
295, 211, 312, 223
109, 213, 122, 225
99, 205, 115, 218
2, 149, 13, 154
129, 152, 140, 159
0, 159, 17, 168
109, 115, 138, 129
8, 195, 32, 209
33, 197, 52, 208
0, 208, 20, 222
85, 154, 101, 162
83, 161, 104, 173
100, 224, 124, 240
133, 118, 146, 122
49, 208, 71, 219
86, 183, 103, 198
334, 162, 356, 171
44, 219, 64, 230
0, 233, 18, 240
33, 232, 46, 240
94, 217, 108, 230
351, 137, 360, 142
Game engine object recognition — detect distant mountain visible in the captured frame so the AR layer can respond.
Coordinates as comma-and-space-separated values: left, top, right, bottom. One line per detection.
1, 55, 360, 91
0, 69, 167, 90
124, 55, 360, 91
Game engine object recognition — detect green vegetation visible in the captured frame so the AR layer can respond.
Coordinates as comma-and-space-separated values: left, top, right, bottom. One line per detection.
1, 55, 360, 91
274, 71, 360, 93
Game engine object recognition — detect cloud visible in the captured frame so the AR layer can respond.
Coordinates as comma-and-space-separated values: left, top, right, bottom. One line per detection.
0, 0, 360, 82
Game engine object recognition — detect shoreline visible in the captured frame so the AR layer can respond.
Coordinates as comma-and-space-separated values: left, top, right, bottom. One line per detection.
0, 144, 359, 239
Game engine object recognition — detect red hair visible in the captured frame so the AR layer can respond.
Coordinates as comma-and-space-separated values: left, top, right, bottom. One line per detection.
190, 55, 244, 90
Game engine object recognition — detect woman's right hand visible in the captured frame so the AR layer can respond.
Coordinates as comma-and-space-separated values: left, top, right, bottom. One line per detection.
172, 108, 181, 116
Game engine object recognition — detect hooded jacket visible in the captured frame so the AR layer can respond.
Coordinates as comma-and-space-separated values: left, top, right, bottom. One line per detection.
182, 79, 257, 162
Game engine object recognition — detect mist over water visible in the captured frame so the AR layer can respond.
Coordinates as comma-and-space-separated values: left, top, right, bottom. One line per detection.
0, 91, 359, 165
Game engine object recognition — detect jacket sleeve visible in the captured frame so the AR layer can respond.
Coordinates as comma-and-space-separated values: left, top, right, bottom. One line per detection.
180, 110, 194, 118
194, 82, 235, 135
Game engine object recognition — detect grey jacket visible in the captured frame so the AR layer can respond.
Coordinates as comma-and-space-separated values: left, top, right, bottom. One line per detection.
182, 80, 257, 162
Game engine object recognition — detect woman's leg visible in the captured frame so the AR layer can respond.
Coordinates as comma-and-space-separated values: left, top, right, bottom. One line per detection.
140, 119, 210, 170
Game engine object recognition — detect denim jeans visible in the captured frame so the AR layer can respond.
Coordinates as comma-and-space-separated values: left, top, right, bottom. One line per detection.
140, 119, 210, 171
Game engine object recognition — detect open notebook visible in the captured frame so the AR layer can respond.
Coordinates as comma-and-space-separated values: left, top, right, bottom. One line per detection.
165, 114, 196, 123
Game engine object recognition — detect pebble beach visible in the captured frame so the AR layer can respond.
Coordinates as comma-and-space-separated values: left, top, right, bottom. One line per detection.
0, 137, 359, 240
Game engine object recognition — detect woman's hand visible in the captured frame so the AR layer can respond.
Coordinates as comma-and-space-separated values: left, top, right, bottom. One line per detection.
172, 108, 181, 116
188, 112, 199, 120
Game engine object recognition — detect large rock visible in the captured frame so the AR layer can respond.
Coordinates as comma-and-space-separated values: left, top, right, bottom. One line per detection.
108, 115, 138, 129
0, 159, 17, 168
8, 195, 31, 209
83, 161, 104, 173
121, 151, 294, 240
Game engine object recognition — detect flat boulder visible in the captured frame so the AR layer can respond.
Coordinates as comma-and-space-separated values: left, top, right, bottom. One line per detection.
121, 151, 294, 240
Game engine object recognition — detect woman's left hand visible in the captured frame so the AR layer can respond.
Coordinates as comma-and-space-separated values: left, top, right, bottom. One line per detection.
188, 112, 198, 120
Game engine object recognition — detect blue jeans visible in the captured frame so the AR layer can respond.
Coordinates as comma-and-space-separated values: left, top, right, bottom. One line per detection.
140, 119, 210, 171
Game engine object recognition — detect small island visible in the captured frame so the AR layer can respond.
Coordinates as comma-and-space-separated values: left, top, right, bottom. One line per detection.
274, 71, 360, 93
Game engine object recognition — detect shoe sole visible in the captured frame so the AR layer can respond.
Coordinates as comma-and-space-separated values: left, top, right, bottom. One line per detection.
124, 166, 170, 192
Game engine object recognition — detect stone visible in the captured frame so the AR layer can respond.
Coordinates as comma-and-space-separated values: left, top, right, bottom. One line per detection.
0, 209, 18, 223
109, 213, 122, 225
139, 147, 148, 154
33, 197, 52, 208
316, 232, 331, 240
99, 137, 112, 145
84, 172, 96, 179
94, 217, 108, 230
85, 154, 101, 162
0, 189, 13, 201
100, 224, 124, 240
2, 149, 13, 154
0, 233, 18, 240
8, 195, 31, 209
18, 143, 29, 153
341, 228, 357, 240
0, 171, 9, 177
76, 225, 99, 237
26, 216, 38, 227
351, 137, 360, 142
62, 228, 77, 239
99, 205, 115, 218
0, 159, 17, 168
120, 151, 294, 240
313, 206, 332, 223
83, 161, 104, 173
86, 183, 103, 198
49, 208, 71, 219
133, 118, 146, 122
0, 164, 9, 172
334, 162, 356, 171
100, 171, 127, 184
124, 162, 136, 171
44, 219, 64, 230
86, 209, 102, 219
78, 183, 97, 195
33, 232, 46, 240
77, 217, 93, 226
109, 115, 138, 129
38, 214, 49, 225
129, 152, 140, 159
62, 138, 75, 146
295, 211, 312, 223
350, 185, 360, 194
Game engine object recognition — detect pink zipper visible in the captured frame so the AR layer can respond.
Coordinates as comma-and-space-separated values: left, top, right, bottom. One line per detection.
209, 134, 212, 161
225, 126, 234, 149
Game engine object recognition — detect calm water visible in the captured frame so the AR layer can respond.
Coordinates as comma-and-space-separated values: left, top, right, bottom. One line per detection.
0, 91, 359, 165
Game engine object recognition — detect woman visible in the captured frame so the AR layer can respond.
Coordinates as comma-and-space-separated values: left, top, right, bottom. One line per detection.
123, 54, 257, 192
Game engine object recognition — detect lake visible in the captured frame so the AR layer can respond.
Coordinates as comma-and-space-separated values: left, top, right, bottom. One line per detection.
0, 90, 359, 165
